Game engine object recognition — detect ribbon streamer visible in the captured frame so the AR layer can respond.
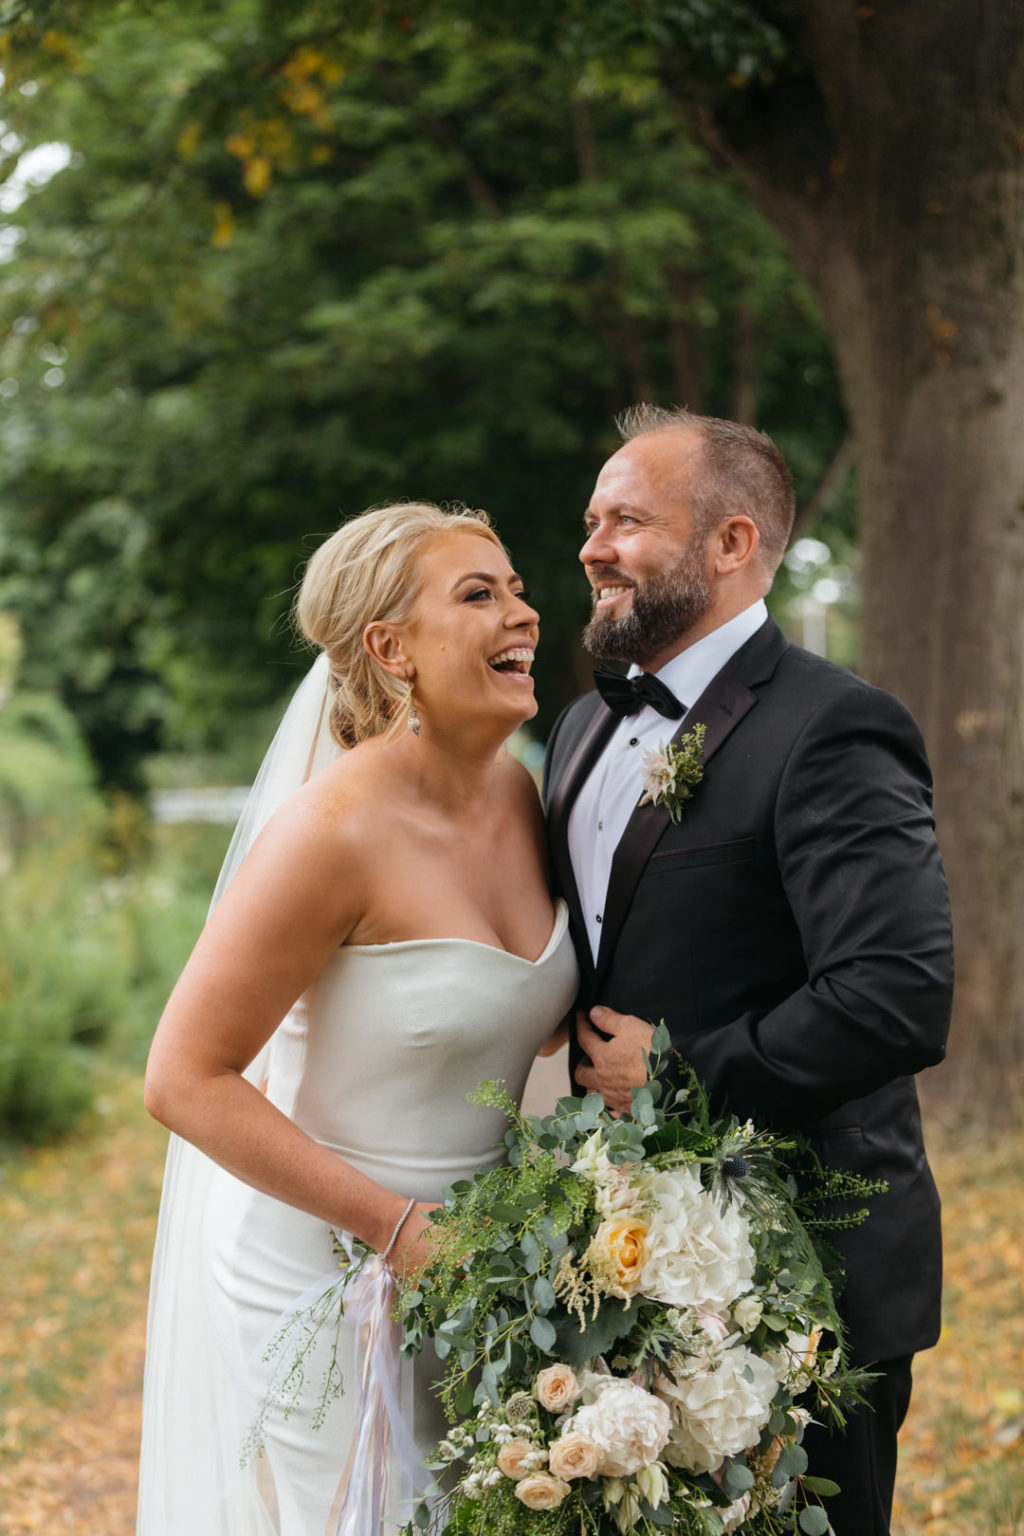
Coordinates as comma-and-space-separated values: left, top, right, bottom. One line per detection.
332, 1253, 425, 1535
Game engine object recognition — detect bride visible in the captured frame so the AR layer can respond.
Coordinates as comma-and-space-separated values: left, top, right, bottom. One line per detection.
137, 502, 578, 1535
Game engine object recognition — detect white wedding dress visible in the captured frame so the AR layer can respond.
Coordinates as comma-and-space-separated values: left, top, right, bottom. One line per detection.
137, 899, 577, 1536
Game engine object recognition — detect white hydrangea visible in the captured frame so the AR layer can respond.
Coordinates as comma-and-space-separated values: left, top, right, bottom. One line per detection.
639, 1166, 755, 1314
564, 1379, 672, 1477
658, 1343, 779, 1474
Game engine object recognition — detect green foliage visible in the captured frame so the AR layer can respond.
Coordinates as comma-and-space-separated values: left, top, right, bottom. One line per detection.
0, 685, 213, 1143
0, 0, 846, 784
385, 1034, 873, 1533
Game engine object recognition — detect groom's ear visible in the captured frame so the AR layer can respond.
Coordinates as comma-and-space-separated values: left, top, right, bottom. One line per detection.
363, 621, 410, 680
712, 515, 760, 574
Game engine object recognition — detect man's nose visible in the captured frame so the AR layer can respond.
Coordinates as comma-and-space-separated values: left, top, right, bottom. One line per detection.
580, 523, 614, 564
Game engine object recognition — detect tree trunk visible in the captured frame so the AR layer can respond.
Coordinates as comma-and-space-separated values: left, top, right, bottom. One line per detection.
693, 1, 1024, 1121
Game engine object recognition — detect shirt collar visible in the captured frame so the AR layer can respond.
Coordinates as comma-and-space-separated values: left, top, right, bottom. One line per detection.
628, 599, 769, 711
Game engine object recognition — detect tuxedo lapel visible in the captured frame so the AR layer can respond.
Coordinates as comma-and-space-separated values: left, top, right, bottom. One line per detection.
593, 618, 788, 987
547, 699, 619, 981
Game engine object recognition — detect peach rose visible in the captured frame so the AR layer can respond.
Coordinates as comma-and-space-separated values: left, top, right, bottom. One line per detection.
514, 1471, 572, 1511
548, 1431, 599, 1481
497, 1439, 537, 1480
533, 1363, 581, 1413
588, 1217, 650, 1296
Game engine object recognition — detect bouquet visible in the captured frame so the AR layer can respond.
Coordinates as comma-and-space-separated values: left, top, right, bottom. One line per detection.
396, 1028, 882, 1536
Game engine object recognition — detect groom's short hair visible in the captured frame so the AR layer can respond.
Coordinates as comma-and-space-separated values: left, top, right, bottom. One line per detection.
616, 404, 795, 576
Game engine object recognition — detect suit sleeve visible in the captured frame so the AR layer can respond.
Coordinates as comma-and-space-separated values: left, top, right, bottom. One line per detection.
680, 684, 954, 1127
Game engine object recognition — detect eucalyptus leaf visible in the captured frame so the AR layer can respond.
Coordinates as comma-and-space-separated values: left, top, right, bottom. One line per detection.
801, 1477, 841, 1497
777, 1442, 809, 1478
533, 1276, 556, 1313
529, 1314, 557, 1352
797, 1508, 830, 1535
721, 1462, 755, 1495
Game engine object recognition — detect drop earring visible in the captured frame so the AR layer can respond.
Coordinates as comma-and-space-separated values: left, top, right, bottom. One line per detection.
407, 685, 421, 737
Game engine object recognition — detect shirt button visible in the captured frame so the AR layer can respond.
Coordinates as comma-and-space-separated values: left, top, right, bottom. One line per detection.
629, 737, 639, 747
598, 820, 604, 831
595, 914, 603, 924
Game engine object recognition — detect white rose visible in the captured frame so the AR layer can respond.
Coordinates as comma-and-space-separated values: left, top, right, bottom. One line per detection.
658, 1344, 779, 1474
565, 1380, 671, 1477
732, 1295, 763, 1334
639, 1166, 755, 1314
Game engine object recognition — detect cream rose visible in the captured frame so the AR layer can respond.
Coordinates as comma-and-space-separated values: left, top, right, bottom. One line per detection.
548, 1431, 599, 1481
587, 1217, 650, 1297
514, 1471, 571, 1511
533, 1363, 581, 1413
497, 1439, 537, 1480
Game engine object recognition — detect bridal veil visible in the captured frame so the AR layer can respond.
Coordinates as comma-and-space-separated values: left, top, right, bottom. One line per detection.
137, 653, 340, 1535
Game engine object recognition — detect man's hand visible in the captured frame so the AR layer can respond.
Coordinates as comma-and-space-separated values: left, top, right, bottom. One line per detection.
575, 1006, 654, 1116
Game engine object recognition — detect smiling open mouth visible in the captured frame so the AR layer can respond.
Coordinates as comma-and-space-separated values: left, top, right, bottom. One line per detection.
487, 647, 535, 676
594, 583, 633, 607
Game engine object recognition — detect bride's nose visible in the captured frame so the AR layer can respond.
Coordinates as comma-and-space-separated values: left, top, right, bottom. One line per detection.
508, 593, 539, 629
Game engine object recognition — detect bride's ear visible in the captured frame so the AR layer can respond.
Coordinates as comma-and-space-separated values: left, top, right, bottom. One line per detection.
363, 621, 412, 682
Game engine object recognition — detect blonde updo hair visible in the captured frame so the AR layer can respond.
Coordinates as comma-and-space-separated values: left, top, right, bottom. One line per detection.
295, 501, 505, 748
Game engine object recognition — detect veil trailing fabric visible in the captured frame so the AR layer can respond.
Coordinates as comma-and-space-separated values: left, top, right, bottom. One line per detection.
137, 654, 342, 1536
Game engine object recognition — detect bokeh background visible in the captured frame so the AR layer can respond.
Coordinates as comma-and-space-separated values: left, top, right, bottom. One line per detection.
0, 4, 1021, 1532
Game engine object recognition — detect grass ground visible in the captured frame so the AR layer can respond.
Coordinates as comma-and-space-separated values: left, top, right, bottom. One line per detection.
0, 1083, 1020, 1535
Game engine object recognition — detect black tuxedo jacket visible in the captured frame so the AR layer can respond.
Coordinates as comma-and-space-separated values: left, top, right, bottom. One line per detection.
543, 618, 954, 1364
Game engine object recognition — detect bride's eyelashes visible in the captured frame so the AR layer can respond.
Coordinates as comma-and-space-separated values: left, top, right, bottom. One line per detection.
463, 586, 531, 604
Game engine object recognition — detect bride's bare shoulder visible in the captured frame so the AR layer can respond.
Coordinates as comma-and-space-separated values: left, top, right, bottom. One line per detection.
270, 741, 397, 851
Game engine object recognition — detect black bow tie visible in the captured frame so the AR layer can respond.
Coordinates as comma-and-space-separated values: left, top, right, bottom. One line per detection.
593, 665, 685, 721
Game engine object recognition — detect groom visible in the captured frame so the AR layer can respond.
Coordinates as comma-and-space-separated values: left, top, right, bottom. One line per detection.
543, 406, 954, 1536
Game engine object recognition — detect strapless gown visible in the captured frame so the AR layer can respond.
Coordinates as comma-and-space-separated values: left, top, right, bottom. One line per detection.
137, 900, 577, 1536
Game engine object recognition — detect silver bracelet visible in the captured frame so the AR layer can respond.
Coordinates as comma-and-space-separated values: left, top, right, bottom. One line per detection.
382, 1197, 417, 1263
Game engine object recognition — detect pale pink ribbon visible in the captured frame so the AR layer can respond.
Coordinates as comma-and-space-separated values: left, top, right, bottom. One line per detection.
331, 1252, 425, 1535
255, 1240, 426, 1536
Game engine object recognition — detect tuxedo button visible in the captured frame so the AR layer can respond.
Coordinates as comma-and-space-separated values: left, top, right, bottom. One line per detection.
629, 737, 639, 747
595, 914, 602, 923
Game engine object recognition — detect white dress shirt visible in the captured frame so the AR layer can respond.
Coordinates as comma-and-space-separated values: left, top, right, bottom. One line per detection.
567, 600, 768, 962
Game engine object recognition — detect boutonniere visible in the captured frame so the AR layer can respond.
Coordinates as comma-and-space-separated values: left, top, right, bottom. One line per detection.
638, 722, 706, 823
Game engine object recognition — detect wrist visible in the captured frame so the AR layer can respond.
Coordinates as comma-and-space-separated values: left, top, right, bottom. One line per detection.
381, 1197, 417, 1264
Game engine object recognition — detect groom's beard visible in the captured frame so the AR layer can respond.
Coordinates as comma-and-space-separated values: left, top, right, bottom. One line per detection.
582, 544, 713, 667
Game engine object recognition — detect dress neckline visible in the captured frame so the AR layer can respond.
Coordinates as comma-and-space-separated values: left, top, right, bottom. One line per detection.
342, 899, 568, 967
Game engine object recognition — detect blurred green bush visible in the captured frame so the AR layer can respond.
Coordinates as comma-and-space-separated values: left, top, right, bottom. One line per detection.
0, 687, 221, 1146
